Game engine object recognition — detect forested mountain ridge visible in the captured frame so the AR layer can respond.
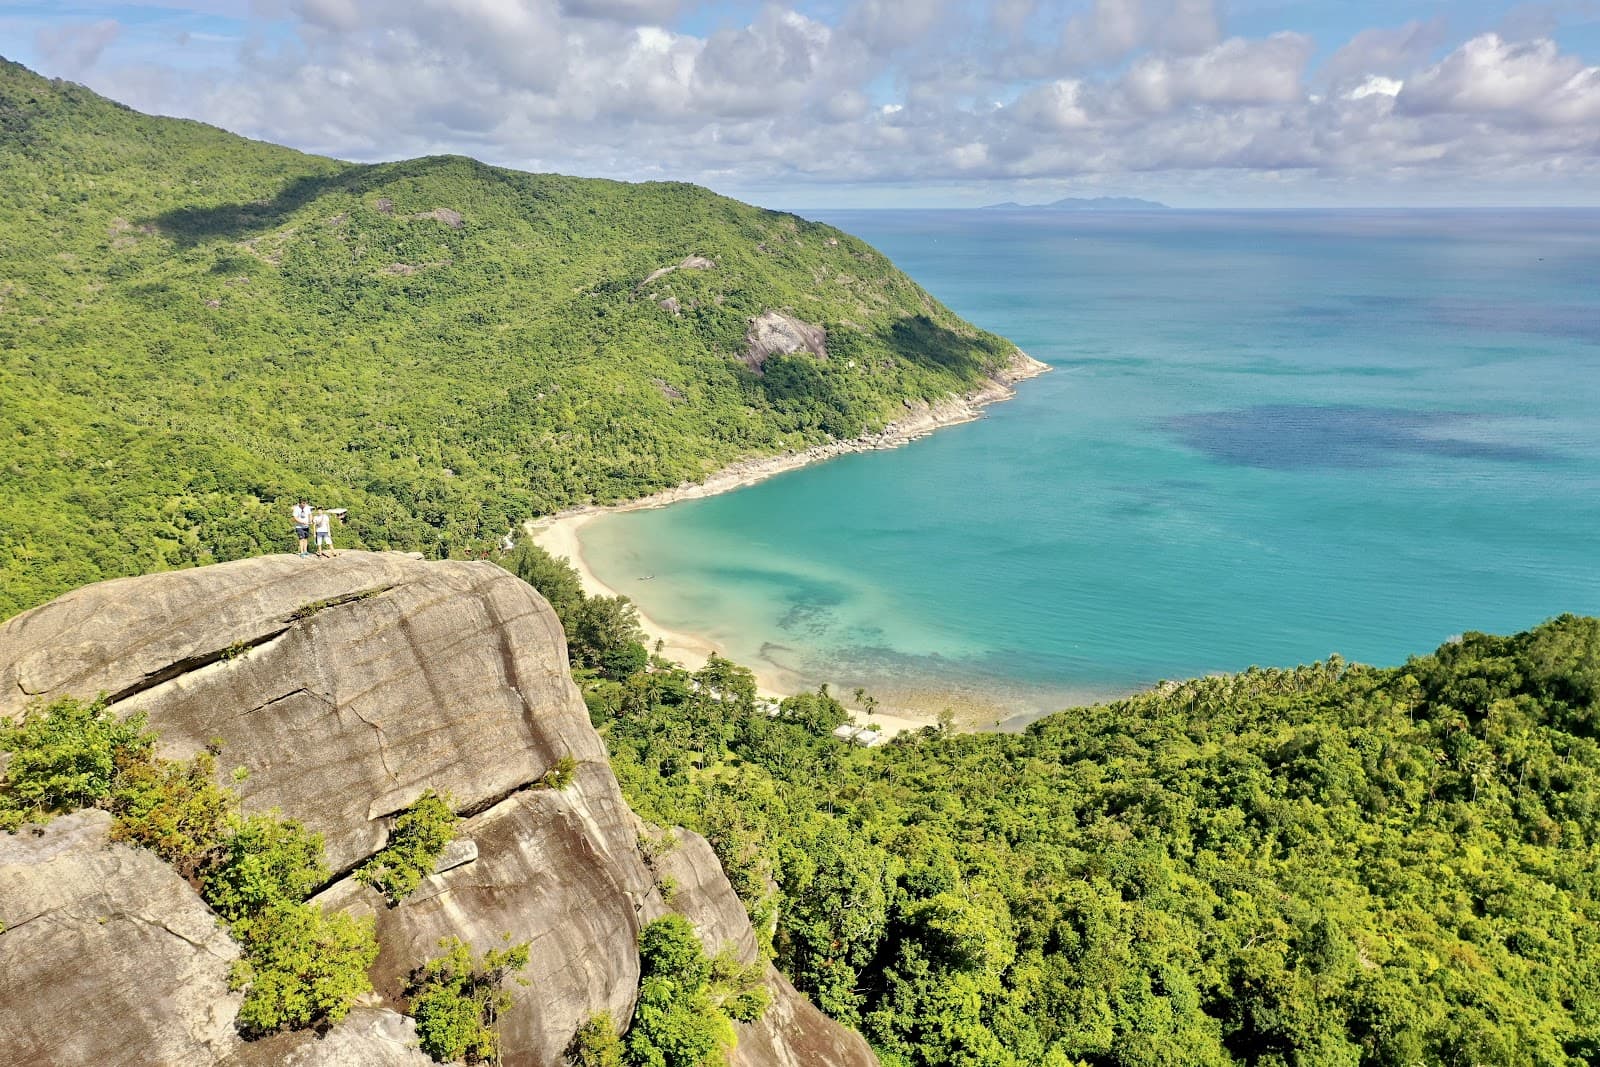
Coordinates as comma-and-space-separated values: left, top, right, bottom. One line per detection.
0, 58, 1022, 618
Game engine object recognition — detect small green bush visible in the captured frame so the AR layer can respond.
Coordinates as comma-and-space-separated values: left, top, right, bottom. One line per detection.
540, 754, 578, 790
0, 695, 151, 830
229, 901, 378, 1035
408, 935, 531, 1064
109, 750, 233, 878
356, 789, 458, 905
570, 1012, 625, 1067
624, 914, 767, 1067
202, 813, 330, 922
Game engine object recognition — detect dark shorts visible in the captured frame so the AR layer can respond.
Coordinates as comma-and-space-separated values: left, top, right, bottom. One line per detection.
294, 525, 310, 537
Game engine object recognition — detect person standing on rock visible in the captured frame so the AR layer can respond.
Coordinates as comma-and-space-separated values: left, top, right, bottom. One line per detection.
292, 498, 313, 557
313, 509, 336, 558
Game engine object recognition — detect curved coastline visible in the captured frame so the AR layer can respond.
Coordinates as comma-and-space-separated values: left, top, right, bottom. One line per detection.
527, 352, 1051, 734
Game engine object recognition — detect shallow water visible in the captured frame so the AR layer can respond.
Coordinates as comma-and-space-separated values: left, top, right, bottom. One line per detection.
580, 209, 1600, 717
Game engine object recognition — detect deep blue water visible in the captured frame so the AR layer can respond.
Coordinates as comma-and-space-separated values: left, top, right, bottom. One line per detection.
581, 210, 1600, 717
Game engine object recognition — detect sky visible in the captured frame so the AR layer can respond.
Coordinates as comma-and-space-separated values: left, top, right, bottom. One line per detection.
4, 0, 1599, 207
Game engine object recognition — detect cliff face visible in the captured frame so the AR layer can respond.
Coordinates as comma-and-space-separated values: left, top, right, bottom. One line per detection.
0, 551, 876, 1067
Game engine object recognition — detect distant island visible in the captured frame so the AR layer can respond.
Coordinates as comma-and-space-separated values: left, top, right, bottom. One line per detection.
980, 196, 1169, 211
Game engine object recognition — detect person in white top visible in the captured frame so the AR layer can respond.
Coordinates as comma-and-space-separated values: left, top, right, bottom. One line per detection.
313, 510, 335, 558
292, 499, 313, 557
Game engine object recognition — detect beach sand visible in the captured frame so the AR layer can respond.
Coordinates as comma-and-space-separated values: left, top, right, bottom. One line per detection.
528, 353, 1051, 735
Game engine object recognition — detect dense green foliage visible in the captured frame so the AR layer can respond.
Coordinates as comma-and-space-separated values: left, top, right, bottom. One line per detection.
407, 935, 531, 1064
571, 1012, 628, 1067
0, 696, 376, 1035
107, 748, 233, 879
504, 542, 650, 680
625, 914, 770, 1067
356, 788, 458, 905
229, 901, 379, 1036
0, 695, 151, 829
595, 616, 1600, 1066
0, 58, 1018, 619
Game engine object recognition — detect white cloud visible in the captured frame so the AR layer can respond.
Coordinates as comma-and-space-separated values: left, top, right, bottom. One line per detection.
1120, 33, 1311, 112
1400, 34, 1600, 125
1011, 79, 1092, 130
1060, 0, 1219, 66
35, 19, 122, 76
42, 1, 1600, 199
1348, 75, 1403, 100
1320, 20, 1446, 87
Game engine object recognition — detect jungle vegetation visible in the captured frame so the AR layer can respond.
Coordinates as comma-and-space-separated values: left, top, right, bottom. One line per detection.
0, 57, 1018, 618
575, 603, 1600, 1067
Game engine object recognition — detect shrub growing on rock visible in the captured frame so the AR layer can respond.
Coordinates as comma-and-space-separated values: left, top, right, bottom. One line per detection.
202, 813, 330, 921
570, 1012, 626, 1067
0, 695, 151, 830
356, 789, 458, 905
625, 914, 768, 1067
407, 935, 531, 1064
108, 749, 233, 879
229, 901, 379, 1035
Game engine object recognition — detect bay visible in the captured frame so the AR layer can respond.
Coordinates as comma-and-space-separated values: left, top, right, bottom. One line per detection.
579, 209, 1600, 721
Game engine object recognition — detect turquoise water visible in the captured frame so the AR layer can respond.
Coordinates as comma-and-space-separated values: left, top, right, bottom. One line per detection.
581, 210, 1600, 718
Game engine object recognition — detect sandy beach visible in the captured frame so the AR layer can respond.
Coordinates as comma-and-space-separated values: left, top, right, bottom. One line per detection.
529, 353, 1050, 735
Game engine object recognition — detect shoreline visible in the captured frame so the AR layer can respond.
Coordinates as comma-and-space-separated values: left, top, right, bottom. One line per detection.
528, 352, 1051, 735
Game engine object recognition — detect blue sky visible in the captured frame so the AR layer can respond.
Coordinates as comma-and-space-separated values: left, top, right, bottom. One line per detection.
4, 0, 1599, 207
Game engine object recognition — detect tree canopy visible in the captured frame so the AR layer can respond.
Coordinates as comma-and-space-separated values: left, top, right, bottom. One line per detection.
596, 615, 1600, 1066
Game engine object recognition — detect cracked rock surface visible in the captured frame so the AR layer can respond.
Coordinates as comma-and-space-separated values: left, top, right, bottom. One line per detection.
0, 551, 876, 1066
0, 810, 242, 1066
0, 551, 596, 871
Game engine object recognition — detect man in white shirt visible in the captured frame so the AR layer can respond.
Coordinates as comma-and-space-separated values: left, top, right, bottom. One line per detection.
292, 499, 313, 557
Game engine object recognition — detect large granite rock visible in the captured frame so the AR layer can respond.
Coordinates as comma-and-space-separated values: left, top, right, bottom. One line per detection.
0, 552, 877, 1066
0, 551, 596, 871
220, 1008, 434, 1066
315, 762, 655, 1064
743, 310, 828, 370
0, 810, 242, 1066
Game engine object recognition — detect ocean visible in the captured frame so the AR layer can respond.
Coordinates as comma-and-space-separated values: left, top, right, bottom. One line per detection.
578, 209, 1600, 721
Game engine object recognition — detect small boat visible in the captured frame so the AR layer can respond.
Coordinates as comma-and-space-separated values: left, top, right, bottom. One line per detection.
638, 575, 655, 581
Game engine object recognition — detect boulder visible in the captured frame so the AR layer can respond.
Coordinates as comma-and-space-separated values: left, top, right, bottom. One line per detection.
1, 552, 597, 871
315, 762, 655, 1064
220, 1009, 433, 1066
0, 552, 877, 1066
0, 810, 242, 1066
743, 311, 828, 371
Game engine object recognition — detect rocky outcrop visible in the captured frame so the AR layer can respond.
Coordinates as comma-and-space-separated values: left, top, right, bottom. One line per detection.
0, 816, 442, 1067
315, 765, 653, 1063
0, 810, 242, 1066
220, 1009, 434, 1066
641, 254, 715, 287
0, 552, 875, 1066
743, 311, 828, 371
0, 552, 595, 872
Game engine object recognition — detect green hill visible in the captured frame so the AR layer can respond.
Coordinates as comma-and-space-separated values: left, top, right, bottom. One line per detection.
0, 58, 1021, 618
